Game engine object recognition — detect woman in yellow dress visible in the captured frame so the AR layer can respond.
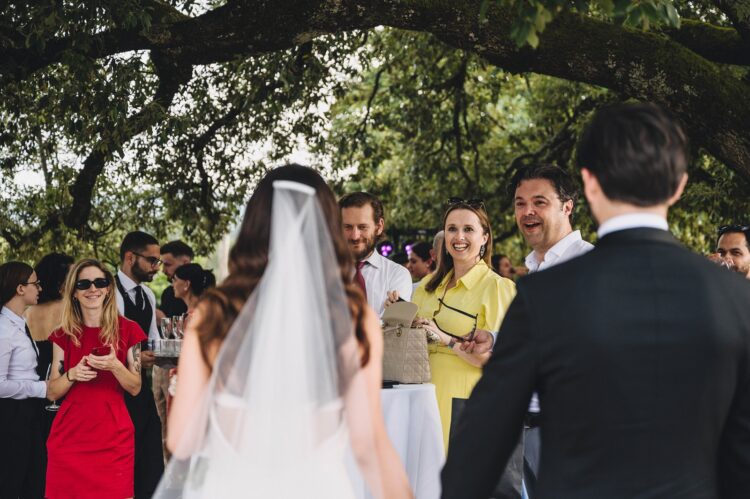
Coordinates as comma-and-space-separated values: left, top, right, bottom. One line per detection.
412, 199, 516, 451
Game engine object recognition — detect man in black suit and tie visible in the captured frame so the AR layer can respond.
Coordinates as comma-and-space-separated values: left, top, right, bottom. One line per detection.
442, 103, 750, 499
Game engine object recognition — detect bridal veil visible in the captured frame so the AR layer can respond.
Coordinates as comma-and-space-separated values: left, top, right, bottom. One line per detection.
154, 180, 379, 498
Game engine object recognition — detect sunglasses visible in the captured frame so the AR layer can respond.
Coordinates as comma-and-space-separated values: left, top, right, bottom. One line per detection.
718, 224, 750, 236
448, 197, 485, 210
75, 278, 110, 290
433, 297, 478, 343
133, 252, 163, 267
21, 280, 42, 289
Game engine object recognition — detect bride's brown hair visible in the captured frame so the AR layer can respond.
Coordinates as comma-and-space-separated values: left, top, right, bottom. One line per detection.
196, 164, 370, 370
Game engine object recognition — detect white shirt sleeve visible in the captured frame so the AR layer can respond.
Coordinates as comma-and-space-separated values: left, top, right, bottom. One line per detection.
0, 336, 47, 399
143, 286, 159, 341
392, 265, 413, 302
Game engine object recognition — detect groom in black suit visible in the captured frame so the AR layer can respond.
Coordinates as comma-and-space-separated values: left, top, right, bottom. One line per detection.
442, 103, 750, 499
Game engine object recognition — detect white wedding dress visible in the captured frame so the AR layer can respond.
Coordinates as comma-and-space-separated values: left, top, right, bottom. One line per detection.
155, 181, 377, 499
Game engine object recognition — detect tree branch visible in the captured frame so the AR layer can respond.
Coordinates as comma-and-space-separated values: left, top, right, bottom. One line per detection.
709, 0, 750, 41
663, 19, 750, 65
3, 0, 749, 182
64, 50, 193, 231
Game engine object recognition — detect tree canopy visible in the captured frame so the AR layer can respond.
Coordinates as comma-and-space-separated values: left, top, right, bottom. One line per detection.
1, 0, 748, 262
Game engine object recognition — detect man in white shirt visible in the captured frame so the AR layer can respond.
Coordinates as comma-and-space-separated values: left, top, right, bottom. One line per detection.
115, 230, 164, 497
510, 163, 594, 497
339, 192, 412, 316
513, 164, 594, 273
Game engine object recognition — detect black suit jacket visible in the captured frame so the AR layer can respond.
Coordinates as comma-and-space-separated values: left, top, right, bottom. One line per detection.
442, 228, 750, 499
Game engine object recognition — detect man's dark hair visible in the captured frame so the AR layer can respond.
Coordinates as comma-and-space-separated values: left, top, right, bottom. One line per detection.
576, 102, 689, 206
160, 240, 194, 259
339, 192, 384, 225
120, 231, 159, 262
717, 224, 750, 249
509, 163, 579, 205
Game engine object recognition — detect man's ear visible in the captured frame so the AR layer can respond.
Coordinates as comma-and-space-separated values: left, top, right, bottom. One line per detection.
666, 173, 688, 207
580, 168, 600, 204
562, 199, 574, 217
375, 218, 385, 237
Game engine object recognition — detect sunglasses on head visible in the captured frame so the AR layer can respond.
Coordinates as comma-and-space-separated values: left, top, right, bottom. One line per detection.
447, 197, 485, 210
718, 224, 750, 236
75, 278, 110, 290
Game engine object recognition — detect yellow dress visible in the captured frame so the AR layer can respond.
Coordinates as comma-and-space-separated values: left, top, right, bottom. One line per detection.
412, 260, 516, 451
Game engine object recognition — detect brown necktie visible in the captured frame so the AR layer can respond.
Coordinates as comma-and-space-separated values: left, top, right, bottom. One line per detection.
355, 261, 367, 299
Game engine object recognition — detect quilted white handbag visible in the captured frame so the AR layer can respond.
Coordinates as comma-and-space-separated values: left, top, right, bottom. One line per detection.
381, 302, 430, 384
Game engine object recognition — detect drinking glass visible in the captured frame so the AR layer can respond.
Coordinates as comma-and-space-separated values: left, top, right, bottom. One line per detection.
159, 318, 172, 339
173, 315, 185, 339
45, 361, 63, 412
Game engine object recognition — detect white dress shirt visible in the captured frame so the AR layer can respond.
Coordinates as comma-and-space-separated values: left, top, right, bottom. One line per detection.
524, 230, 593, 414
0, 306, 46, 399
360, 250, 413, 317
115, 270, 159, 340
597, 213, 669, 238
524, 230, 594, 273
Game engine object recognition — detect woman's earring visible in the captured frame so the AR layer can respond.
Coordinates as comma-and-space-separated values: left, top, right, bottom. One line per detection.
479, 244, 486, 258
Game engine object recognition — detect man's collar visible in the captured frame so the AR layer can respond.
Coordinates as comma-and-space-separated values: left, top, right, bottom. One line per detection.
597, 213, 668, 239
117, 269, 139, 290
362, 250, 383, 269
526, 230, 583, 268
0, 306, 24, 327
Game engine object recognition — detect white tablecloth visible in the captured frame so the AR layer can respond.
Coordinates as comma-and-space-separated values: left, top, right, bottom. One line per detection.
348, 383, 444, 499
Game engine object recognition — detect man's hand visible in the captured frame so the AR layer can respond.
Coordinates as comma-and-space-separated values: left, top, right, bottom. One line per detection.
384, 290, 400, 309
140, 350, 156, 369
459, 329, 495, 355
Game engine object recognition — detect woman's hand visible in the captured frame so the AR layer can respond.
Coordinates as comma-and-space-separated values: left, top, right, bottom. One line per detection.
68, 356, 97, 382
416, 318, 454, 346
86, 347, 123, 372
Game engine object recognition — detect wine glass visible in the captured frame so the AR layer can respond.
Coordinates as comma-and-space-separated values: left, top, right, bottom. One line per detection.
45, 361, 63, 412
173, 315, 185, 339
159, 317, 172, 339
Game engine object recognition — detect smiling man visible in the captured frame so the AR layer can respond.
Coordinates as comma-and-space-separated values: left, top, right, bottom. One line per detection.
513, 164, 594, 273
339, 191, 412, 316
510, 163, 593, 499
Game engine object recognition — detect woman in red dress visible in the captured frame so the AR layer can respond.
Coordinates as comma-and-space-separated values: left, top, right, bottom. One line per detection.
45, 259, 145, 499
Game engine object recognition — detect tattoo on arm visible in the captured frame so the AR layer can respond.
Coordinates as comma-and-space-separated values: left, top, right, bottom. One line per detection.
131, 343, 142, 374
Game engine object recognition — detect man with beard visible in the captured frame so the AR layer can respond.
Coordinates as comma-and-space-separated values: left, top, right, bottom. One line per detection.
115, 230, 164, 497
340, 192, 412, 316
510, 163, 593, 499
715, 224, 750, 278
157, 240, 193, 321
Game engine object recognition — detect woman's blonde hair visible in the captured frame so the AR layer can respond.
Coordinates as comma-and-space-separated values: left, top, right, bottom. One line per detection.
60, 259, 120, 349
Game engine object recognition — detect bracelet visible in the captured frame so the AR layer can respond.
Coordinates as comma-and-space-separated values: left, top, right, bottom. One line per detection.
447, 338, 457, 349
65, 369, 74, 382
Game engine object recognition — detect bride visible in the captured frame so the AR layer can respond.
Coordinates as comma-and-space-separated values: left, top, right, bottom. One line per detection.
155, 164, 413, 498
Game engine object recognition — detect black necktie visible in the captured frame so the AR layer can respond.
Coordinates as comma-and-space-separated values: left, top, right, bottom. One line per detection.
135, 285, 145, 310
24, 324, 39, 359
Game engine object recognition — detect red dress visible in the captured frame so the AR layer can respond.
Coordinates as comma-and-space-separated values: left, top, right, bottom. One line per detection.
46, 316, 146, 499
